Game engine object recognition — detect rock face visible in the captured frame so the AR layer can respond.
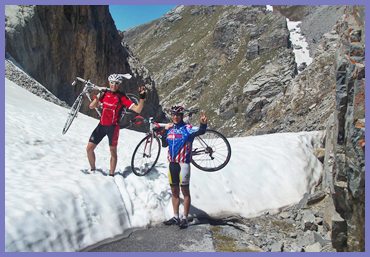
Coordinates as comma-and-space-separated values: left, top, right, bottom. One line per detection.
274, 6, 346, 57
124, 5, 295, 136
299, 6, 347, 58
271, 6, 365, 251
5, 5, 163, 121
321, 6, 365, 252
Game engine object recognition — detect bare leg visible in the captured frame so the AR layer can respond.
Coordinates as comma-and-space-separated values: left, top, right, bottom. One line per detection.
171, 186, 180, 217
181, 186, 191, 218
109, 146, 118, 176
86, 142, 97, 170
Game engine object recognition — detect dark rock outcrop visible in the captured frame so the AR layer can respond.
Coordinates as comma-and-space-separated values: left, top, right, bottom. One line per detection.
324, 6, 365, 252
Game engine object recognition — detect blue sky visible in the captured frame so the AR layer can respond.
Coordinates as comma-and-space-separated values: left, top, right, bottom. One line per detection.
109, 5, 177, 31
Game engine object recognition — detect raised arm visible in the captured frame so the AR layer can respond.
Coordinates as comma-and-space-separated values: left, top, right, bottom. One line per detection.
129, 86, 146, 113
190, 111, 208, 138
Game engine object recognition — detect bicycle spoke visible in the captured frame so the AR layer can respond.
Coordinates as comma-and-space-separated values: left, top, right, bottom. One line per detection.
191, 129, 231, 172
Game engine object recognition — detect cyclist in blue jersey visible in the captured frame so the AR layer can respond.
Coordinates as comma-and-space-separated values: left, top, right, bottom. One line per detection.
163, 105, 207, 229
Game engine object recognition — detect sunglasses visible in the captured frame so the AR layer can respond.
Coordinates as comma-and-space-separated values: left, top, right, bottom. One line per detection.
110, 81, 121, 85
171, 112, 183, 116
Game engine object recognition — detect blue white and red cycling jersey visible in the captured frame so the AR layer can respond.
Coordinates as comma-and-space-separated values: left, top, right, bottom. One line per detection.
166, 121, 207, 163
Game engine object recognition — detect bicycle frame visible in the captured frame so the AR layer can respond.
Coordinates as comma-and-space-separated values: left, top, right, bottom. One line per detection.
144, 117, 167, 156
74, 77, 109, 117
139, 112, 203, 157
73, 77, 138, 118
63, 76, 137, 134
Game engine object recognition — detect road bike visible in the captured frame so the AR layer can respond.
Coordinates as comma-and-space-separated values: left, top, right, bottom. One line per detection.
62, 76, 138, 134
131, 108, 231, 176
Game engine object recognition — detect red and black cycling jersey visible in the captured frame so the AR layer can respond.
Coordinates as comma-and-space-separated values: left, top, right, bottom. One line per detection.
100, 91, 134, 126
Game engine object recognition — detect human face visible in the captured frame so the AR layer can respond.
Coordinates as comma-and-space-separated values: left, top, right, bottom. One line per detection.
109, 81, 121, 92
171, 113, 183, 124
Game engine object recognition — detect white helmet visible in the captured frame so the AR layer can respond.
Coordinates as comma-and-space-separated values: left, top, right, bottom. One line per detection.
108, 73, 132, 83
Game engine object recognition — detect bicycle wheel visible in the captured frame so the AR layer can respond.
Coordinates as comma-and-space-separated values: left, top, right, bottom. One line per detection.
62, 96, 83, 134
191, 129, 231, 172
126, 93, 139, 107
131, 134, 161, 176
120, 93, 140, 129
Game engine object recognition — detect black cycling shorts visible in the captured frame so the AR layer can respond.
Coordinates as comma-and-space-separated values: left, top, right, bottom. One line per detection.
89, 124, 120, 146
168, 162, 190, 187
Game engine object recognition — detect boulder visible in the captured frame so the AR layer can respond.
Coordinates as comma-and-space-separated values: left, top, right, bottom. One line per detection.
331, 212, 347, 251
270, 241, 284, 252
301, 210, 318, 231
297, 62, 307, 71
245, 97, 268, 126
304, 242, 322, 252
246, 39, 259, 59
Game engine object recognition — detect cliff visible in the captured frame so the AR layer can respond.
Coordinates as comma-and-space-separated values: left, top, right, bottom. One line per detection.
5, 5, 163, 121
321, 6, 365, 251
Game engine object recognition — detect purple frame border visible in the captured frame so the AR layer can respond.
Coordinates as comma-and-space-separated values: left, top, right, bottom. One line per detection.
0, 0, 369, 5
1, 0, 368, 256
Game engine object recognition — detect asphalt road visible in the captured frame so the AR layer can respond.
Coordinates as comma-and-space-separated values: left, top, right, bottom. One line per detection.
84, 219, 215, 252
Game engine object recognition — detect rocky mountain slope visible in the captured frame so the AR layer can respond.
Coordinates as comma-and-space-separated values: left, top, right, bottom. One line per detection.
5, 5, 163, 121
124, 5, 296, 136
124, 5, 348, 138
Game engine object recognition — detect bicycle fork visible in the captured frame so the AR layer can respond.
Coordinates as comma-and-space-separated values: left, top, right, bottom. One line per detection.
194, 137, 215, 160
85, 92, 102, 117
143, 133, 154, 158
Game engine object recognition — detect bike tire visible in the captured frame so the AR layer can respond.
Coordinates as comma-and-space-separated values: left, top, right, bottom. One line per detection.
191, 129, 231, 172
131, 134, 161, 176
120, 93, 140, 129
62, 96, 83, 134
126, 93, 139, 104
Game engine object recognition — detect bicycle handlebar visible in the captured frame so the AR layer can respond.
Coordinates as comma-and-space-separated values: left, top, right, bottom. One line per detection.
129, 116, 167, 129
76, 77, 89, 84
187, 108, 199, 115
73, 77, 110, 92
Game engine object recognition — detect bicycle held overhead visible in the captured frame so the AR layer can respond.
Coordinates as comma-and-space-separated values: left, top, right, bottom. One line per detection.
131, 106, 231, 176
62, 74, 138, 135
62, 76, 231, 178
63, 74, 146, 177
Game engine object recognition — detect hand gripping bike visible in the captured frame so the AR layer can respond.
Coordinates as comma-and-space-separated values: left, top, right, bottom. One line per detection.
130, 108, 231, 176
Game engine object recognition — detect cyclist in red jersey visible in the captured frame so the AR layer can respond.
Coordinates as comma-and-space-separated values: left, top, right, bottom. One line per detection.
86, 74, 146, 177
